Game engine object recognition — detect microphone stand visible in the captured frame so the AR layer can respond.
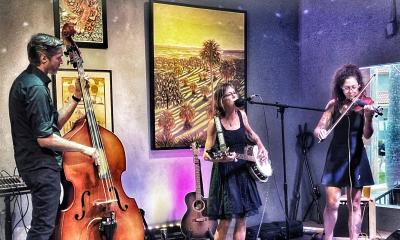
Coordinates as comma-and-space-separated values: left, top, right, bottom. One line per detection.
248, 99, 324, 239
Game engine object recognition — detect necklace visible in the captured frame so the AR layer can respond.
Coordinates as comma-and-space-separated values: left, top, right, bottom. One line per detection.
226, 112, 237, 127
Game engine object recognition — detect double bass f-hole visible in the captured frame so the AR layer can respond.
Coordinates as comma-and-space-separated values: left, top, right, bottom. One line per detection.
110, 186, 128, 211
75, 190, 90, 220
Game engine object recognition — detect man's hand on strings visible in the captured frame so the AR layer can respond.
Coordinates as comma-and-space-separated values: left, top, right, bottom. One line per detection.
73, 77, 83, 99
83, 146, 100, 165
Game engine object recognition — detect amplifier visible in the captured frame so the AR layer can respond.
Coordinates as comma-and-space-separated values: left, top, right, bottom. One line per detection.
333, 196, 376, 239
386, 229, 400, 240
0, 175, 29, 197
0, 175, 30, 240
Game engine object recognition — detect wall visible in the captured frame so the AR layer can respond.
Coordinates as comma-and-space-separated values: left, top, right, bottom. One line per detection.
299, 0, 400, 220
0, 0, 300, 230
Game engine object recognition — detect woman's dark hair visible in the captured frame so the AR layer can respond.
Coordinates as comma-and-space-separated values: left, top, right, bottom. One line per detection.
331, 64, 364, 106
213, 82, 235, 117
27, 33, 63, 66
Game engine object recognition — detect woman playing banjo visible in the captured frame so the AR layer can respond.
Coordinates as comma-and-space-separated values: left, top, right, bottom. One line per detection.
203, 82, 269, 240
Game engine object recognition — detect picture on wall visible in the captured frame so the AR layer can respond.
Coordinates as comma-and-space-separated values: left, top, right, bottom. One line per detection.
150, 1, 247, 149
52, 69, 113, 134
53, 0, 108, 49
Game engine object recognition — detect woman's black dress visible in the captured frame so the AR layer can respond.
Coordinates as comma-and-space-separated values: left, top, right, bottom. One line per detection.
207, 111, 262, 219
321, 109, 374, 188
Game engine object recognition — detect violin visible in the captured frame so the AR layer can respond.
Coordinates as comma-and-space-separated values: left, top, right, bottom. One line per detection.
319, 74, 383, 142
345, 96, 383, 117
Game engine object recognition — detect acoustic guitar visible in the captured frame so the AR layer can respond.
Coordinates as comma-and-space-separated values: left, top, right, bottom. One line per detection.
180, 142, 217, 239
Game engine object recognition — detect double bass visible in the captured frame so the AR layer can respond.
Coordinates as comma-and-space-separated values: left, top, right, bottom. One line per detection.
57, 23, 144, 240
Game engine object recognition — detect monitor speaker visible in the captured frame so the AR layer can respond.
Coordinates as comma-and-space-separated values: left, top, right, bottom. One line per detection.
333, 197, 376, 239
386, 229, 400, 240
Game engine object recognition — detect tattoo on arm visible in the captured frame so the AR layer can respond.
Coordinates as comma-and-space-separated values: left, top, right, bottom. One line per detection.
317, 111, 332, 130
248, 132, 253, 138
247, 130, 261, 144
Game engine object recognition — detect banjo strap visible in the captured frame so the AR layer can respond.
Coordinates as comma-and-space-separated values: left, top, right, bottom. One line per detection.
214, 116, 227, 152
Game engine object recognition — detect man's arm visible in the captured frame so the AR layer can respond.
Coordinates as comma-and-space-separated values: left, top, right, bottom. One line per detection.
57, 78, 82, 129
37, 133, 98, 159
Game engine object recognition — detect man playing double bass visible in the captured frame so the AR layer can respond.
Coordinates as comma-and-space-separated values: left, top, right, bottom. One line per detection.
8, 33, 99, 240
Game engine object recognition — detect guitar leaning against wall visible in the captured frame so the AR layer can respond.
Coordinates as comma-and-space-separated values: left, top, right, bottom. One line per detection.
180, 142, 217, 239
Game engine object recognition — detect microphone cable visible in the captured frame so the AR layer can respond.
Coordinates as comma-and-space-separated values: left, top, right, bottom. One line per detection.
253, 95, 290, 239
347, 115, 368, 239
346, 115, 355, 238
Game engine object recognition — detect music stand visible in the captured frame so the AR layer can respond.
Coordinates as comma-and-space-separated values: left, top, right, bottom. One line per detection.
248, 100, 324, 239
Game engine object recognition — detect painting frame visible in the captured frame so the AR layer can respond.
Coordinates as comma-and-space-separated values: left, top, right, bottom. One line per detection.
52, 69, 114, 134
53, 0, 108, 49
150, 0, 247, 150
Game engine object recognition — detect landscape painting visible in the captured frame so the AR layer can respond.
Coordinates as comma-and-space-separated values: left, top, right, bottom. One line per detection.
150, 1, 247, 149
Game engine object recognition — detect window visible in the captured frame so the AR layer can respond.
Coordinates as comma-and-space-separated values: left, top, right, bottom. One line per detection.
360, 63, 399, 186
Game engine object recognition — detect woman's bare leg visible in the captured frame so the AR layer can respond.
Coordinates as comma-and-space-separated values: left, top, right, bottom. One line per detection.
323, 186, 342, 240
214, 219, 232, 240
347, 187, 362, 240
233, 217, 246, 240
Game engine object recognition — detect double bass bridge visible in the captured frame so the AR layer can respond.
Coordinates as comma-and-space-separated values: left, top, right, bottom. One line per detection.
93, 199, 118, 207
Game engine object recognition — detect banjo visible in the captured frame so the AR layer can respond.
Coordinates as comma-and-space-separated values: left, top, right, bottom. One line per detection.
207, 145, 273, 182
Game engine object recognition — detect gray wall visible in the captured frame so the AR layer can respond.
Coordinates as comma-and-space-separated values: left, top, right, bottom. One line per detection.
0, 0, 300, 228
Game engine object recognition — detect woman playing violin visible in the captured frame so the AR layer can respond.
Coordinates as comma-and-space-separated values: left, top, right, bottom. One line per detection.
314, 64, 375, 240
203, 82, 268, 240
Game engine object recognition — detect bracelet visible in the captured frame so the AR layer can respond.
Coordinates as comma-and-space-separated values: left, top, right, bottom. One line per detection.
72, 95, 81, 102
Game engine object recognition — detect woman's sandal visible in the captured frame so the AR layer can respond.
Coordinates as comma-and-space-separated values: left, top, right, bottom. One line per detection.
310, 232, 325, 240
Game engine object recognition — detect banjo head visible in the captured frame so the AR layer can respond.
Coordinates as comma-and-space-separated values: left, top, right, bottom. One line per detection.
256, 159, 273, 177
243, 145, 258, 157
244, 145, 273, 178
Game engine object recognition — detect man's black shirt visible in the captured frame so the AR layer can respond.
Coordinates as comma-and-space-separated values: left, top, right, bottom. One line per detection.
9, 64, 62, 172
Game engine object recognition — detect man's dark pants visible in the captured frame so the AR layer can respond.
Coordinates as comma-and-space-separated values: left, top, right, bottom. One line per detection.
21, 168, 61, 240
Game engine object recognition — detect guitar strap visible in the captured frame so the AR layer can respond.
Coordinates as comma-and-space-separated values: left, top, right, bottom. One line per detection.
214, 116, 227, 152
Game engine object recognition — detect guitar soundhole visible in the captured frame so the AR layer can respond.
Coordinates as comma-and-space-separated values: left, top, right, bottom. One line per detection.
192, 200, 205, 212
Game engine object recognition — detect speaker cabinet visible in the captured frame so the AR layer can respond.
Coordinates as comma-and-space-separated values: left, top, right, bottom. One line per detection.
386, 229, 400, 240
333, 196, 376, 239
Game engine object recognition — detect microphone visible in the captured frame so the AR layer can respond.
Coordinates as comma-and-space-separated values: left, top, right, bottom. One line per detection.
234, 94, 258, 108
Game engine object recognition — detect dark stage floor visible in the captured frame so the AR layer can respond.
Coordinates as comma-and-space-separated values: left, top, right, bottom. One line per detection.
147, 220, 393, 239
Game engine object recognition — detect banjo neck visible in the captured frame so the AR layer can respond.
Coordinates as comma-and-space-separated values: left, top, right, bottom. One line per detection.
235, 153, 257, 163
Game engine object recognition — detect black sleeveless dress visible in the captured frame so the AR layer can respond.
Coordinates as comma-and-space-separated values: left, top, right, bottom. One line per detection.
321, 109, 374, 188
207, 111, 262, 219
